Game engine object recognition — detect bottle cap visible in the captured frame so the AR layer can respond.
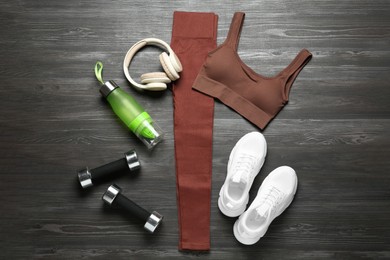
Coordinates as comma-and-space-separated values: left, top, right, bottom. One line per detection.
100, 80, 119, 98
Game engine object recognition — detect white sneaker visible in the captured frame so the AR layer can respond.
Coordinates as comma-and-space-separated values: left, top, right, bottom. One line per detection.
233, 166, 298, 245
218, 132, 267, 217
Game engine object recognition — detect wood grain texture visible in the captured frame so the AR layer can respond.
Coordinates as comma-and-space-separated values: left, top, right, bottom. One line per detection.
0, 0, 389, 259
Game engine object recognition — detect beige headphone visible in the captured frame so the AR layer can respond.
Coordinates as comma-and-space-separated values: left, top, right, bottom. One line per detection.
123, 38, 183, 91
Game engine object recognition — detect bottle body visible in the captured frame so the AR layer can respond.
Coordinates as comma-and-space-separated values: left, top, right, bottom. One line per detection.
101, 81, 163, 149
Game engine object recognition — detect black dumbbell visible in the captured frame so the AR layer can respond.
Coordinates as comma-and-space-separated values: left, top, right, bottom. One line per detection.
102, 184, 163, 233
77, 150, 140, 189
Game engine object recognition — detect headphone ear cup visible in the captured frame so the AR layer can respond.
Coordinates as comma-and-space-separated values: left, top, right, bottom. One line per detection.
140, 72, 171, 84
145, 82, 167, 91
160, 52, 180, 81
140, 72, 169, 91
169, 52, 183, 72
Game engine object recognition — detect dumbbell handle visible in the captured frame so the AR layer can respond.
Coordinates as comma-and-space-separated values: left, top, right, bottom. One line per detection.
102, 184, 163, 233
90, 158, 129, 182
78, 150, 140, 189
112, 192, 150, 221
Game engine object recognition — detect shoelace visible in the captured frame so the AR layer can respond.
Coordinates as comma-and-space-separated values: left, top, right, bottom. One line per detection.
256, 186, 285, 216
232, 154, 258, 183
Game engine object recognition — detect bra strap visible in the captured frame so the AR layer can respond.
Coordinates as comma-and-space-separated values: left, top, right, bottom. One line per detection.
224, 12, 245, 51
282, 49, 312, 78
280, 49, 313, 100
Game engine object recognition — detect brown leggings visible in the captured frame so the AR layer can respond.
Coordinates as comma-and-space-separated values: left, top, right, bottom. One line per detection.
170, 11, 218, 251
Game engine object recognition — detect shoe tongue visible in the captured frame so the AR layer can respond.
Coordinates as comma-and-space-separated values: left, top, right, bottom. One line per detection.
232, 171, 247, 184
255, 204, 270, 220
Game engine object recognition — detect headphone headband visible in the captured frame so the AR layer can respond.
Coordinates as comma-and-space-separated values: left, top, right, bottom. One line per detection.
123, 38, 176, 90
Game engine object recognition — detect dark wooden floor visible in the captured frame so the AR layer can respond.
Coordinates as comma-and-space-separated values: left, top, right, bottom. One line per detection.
1, 0, 389, 259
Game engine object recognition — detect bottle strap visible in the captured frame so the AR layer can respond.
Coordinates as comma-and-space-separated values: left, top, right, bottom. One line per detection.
224, 12, 245, 51
94, 61, 105, 84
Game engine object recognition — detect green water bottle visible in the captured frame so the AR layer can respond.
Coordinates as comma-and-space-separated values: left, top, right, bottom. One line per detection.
95, 62, 163, 149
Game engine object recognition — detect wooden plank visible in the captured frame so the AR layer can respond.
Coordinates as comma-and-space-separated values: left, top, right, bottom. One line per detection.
0, 0, 389, 258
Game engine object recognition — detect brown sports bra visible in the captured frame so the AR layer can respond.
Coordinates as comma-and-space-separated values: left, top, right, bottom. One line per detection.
192, 12, 312, 129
